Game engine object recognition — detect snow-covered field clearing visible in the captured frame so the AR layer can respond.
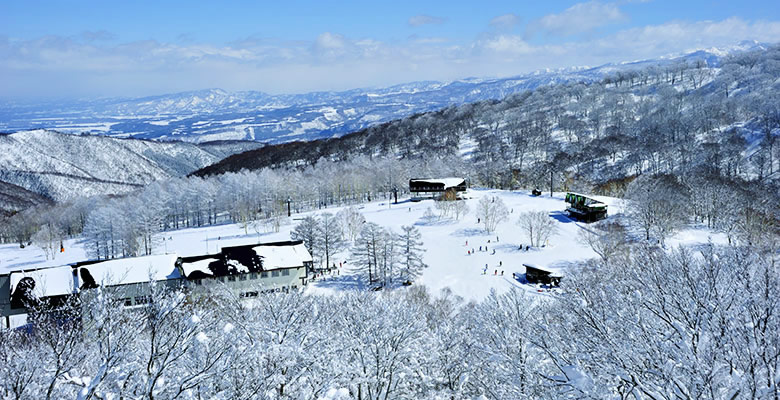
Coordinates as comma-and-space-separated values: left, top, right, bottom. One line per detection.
0, 189, 728, 301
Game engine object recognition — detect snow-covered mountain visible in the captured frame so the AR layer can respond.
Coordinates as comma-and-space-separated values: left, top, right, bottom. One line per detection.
0, 42, 765, 144
0, 130, 263, 202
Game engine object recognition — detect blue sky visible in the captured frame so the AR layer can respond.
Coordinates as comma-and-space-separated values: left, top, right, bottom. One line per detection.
1, 0, 779, 98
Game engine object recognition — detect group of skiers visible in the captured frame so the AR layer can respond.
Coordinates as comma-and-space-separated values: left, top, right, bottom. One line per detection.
465, 239, 504, 276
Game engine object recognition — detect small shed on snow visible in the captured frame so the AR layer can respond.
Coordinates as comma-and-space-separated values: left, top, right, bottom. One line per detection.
522, 263, 563, 286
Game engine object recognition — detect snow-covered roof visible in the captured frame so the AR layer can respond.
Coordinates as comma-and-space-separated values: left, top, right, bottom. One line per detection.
565, 192, 606, 205
522, 263, 563, 277
9, 266, 76, 298
180, 258, 218, 278
80, 254, 181, 287
410, 178, 466, 189
253, 243, 312, 271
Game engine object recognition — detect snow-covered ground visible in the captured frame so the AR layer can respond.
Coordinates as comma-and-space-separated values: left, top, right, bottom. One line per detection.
0, 189, 728, 302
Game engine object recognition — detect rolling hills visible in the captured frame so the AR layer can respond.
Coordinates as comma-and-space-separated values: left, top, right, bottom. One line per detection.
0, 130, 263, 202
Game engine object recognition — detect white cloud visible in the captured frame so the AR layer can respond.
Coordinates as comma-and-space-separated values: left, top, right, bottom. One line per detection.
477, 35, 534, 55
530, 1, 627, 36
1, 17, 779, 99
80, 30, 116, 42
408, 15, 446, 27
490, 14, 522, 29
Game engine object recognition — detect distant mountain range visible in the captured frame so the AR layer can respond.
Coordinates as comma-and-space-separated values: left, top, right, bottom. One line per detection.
0, 41, 765, 144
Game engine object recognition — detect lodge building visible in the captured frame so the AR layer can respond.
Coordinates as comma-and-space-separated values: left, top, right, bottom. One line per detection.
0, 240, 312, 329
409, 178, 467, 200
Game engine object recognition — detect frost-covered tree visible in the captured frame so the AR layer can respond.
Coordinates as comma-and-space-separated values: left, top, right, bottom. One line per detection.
625, 174, 691, 245
476, 196, 509, 233
517, 211, 557, 248
352, 222, 386, 284
31, 222, 63, 261
577, 221, 628, 264
318, 212, 345, 270
397, 225, 427, 284
452, 200, 469, 221
291, 215, 321, 265
337, 206, 365, 242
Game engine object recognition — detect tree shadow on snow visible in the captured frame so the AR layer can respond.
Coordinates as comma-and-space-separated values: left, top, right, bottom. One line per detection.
493, 243, 529, 253
209, 231, 273, 242
4, 259, 45, 269
414, 218, 456, 227
309, 273, 367, 292
549, 211, 575, 224
449, 228, 488, 237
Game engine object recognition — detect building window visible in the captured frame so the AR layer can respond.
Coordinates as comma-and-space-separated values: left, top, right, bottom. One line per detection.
134, 296, 151, 305
228, 275, 236, 282
261, 272, 268, 278
250, 273, 258, 280
292, 285, 297, 289
217, 276, 224, 282
193, 279, 202, 286
115, 298, 132, 307
240, 291, 258, 298
282, 269, 290, 276
239, 274, 248, 281
272, 270, 280, 277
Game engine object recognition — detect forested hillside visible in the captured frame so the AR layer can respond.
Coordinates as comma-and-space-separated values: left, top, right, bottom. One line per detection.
0, 181, 52, 218
196, 45, 780, 192
0, 131, 263, 202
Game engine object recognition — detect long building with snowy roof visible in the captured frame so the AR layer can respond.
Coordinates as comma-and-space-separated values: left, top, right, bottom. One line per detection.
409, 178, 467, 200
179, 240, 311, 299
1, 240, 313, 328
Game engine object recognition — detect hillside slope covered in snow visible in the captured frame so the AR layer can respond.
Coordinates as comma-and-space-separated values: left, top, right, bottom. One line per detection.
0, 180, 53, 217
0, 188, 728, 302
0, 130, 262, 202
194, 43, 780, 187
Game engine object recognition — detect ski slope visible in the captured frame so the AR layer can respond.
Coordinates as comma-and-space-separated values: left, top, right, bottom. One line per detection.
0, 189, 729, 302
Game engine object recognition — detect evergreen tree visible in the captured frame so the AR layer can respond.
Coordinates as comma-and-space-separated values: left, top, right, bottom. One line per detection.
397, 225, 427, 284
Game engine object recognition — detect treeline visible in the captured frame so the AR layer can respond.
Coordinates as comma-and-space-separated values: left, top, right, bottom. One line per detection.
0, 156, 468, 260
1, 240, 777, 399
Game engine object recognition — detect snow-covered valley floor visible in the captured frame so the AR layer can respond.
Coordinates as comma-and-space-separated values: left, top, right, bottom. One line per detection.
0, 189, 729, 302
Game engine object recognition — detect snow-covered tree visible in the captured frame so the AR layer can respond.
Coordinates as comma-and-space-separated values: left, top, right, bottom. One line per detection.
318, 213, 345, 270
577, 221, 628, 264
476, 196, 509, 233
31, 223, 63, 261
291, 215, 321, 265
397, 225, 427, 284
517, 211, 557, 247
625, 174, 691, 245
452, 200, 470, 221
352, 222, 386, 284
337, 206, 365, 242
